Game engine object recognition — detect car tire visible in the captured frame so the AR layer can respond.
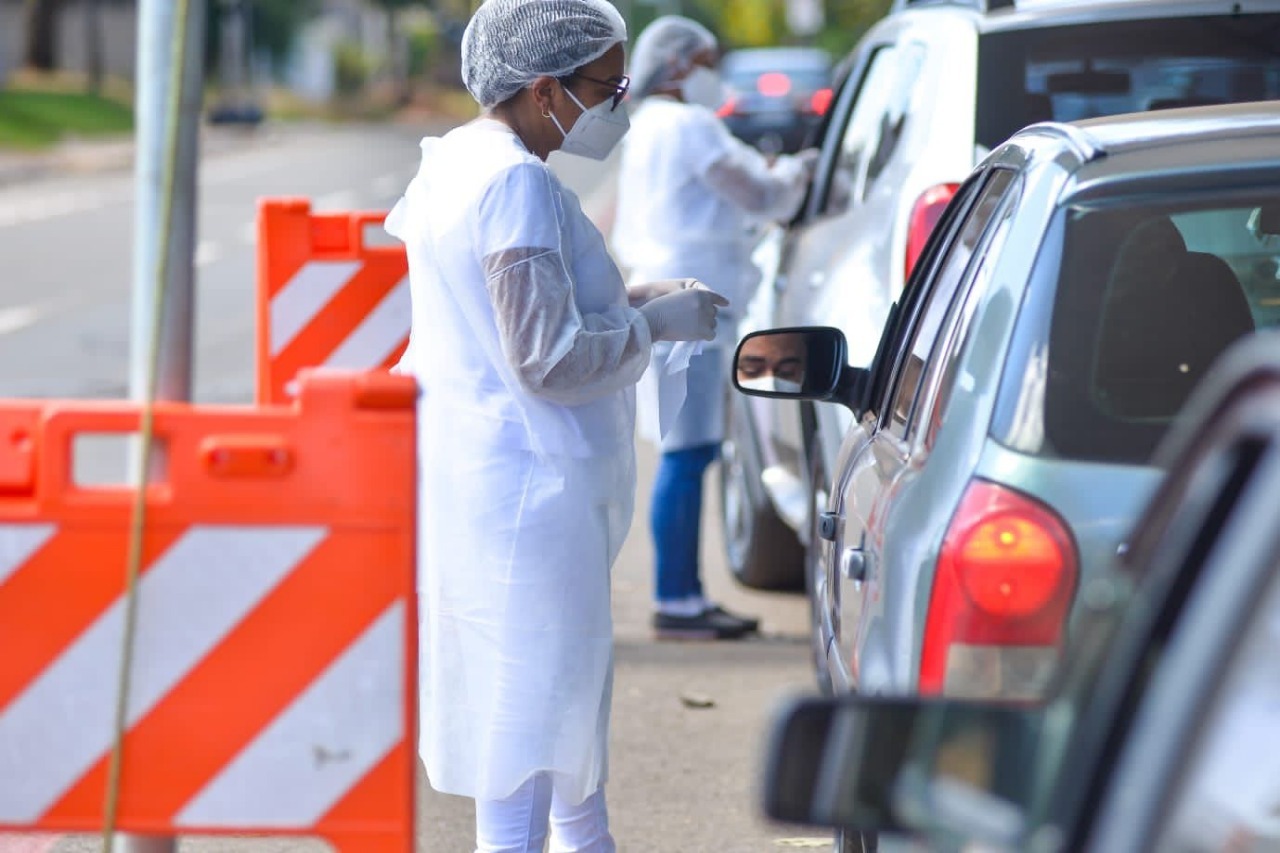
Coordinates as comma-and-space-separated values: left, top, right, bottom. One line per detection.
805, 427, 835, 696
719, 393, 805, 590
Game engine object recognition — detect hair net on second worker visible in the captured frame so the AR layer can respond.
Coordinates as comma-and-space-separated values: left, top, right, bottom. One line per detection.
630, 15, 718, 99
462, 0, 628, 108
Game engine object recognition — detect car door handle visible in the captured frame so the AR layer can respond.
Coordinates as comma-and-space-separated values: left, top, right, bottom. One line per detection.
818, 511, 841, 541
840, 547, 867, 583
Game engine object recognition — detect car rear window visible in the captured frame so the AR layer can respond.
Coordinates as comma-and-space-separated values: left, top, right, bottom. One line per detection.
975, 14, 1280, 150
992, 184, 1280, 465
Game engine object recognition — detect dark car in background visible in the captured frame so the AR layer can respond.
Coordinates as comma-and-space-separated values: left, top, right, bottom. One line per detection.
718, 46, 834, 154
762, 331, 1280, 852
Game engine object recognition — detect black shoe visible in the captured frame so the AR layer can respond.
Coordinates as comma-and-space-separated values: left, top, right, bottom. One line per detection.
653, 608, 752, 640
704, 604, 760, 634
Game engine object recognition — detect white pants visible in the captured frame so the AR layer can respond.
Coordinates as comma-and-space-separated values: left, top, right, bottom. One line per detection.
474, 773, 615, 853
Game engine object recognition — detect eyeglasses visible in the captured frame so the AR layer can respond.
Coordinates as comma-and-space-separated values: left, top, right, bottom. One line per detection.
562, 73, 631, 111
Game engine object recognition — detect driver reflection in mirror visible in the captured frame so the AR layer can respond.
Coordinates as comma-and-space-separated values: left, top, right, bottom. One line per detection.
737, 332, 808, 392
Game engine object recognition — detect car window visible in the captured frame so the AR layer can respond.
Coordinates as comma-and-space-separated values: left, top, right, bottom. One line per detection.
992, 185, 1280, 465
862, 173, 987, 423
975, 13, 1280, 150
916, 176, 1021, 451
821, 45, 900, 217
884, 169, 1018, 438
1155, 566, 1280, 852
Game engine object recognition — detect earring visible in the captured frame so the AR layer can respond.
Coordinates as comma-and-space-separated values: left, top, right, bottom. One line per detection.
542, 108, 552, 118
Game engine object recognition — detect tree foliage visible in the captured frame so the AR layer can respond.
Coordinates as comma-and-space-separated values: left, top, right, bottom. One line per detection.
205, 0, 321, 71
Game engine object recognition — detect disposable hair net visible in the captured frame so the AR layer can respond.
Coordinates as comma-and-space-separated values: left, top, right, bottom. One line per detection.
462, 0, 628, 108
630, 15, 717, 98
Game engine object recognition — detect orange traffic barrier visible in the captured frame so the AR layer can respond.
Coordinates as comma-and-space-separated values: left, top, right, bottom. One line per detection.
0, 370, 417, 852
257, 198, 410, 405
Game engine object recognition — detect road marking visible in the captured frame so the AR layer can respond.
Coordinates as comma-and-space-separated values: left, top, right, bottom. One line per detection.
196, 239, 223, 267
0, 303, 51, 336
0, 834, 60, 853
314, 190, 359, 211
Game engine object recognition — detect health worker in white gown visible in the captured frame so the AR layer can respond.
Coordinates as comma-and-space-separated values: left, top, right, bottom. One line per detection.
613, 16, 818, 641
385, 2, 727, 851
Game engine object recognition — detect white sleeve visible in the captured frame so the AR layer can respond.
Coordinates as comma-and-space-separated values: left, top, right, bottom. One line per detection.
477, 165, 652, 406
702, 142, 811, 223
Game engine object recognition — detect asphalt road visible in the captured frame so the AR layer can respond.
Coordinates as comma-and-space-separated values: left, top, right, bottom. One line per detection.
0, 120, 824, 852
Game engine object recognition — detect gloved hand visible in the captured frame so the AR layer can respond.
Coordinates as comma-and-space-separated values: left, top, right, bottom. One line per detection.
639, 286, 730, 342
795, 147, 821, 178
627, 277, 699, 308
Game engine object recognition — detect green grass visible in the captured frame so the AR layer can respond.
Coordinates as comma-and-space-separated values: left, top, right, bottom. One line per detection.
0, 88, 134, 149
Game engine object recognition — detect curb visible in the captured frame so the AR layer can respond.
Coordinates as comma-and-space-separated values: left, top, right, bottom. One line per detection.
0, 124, 294, 189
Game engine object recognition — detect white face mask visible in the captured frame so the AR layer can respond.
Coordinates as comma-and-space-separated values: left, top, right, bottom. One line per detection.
681, 66, 725, 110
550, 85, 630, 161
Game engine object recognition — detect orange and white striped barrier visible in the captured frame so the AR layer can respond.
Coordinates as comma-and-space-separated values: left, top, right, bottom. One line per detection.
0, 370, 416, 851
257, 198, 410, 405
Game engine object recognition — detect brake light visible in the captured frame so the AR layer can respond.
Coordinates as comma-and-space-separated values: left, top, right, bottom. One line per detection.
716, 95, 739, 119
757, 72, 792, 98
920, 480, 1078, 699
809, 88, 833, 115
905, 183, 960, 281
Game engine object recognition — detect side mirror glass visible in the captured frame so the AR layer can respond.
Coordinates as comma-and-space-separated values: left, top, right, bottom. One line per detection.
762, 695, 1039, 845
733, 327, 846, 400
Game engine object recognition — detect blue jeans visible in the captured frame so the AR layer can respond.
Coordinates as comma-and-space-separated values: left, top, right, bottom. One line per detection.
650, 443, 719, 604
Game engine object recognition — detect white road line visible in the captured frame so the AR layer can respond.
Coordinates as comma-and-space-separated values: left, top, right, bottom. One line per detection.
314, 190, 359, 211
195, 239, 223, 267
0, 303, 52, 336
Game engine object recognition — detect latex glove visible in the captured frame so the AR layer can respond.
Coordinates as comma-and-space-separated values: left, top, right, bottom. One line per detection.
794, 148, 821, 178
627, 277, 699, 308
639, 286, 730, 342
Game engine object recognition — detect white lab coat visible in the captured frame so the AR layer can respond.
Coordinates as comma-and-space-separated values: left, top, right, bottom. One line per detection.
613, 98, 811, 450
386, 121, 652, 805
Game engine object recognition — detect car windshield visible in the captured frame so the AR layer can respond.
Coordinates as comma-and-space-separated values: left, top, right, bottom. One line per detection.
976, 14, 1280, 150
992, 184, 1280, 465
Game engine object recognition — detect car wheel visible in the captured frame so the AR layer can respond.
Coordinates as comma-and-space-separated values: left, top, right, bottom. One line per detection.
805, 433, 835, 696
719, 394, 804, 590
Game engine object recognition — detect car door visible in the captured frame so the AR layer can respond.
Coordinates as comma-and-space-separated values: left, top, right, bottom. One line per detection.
1063, 352, 1280, 852
745, 30, 925, 525
826, 167, 1020, 694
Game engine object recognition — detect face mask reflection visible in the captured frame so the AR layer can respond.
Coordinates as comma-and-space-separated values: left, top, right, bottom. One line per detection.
737, 333, 808, 393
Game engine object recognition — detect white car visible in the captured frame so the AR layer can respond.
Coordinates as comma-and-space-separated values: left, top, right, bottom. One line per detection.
722, 0, 1280, 592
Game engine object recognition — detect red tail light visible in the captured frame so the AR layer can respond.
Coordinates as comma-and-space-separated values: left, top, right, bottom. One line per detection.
920, 480, 1078, 698
757, 72, 792, 98
905, 183, 960, 281
809, 88, 834, 115
716, 96, 739, 119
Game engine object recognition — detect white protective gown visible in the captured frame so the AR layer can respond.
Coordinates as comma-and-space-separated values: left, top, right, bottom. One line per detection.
386, 121, 653, 806
612, 97, 810, 450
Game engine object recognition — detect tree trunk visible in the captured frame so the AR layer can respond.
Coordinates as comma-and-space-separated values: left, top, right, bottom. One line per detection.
23, 0, 65, 72
85, 0, 104, 93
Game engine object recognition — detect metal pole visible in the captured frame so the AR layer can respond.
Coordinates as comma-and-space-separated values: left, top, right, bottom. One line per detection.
129, 0, 203, 405
118, 0, 206, 847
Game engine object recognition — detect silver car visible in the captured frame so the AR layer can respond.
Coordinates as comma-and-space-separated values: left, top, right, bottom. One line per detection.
734, 102, 1280, 702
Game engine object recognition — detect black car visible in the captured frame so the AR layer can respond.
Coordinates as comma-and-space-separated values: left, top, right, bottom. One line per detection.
718, 47, 833, 155
760, 331, 1280, 851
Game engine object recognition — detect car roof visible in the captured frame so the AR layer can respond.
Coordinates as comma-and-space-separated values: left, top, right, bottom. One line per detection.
1072, 101, 1280, 157
891, 0, 1278, 33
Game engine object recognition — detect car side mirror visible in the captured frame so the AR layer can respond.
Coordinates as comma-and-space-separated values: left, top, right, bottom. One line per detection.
762, 694, 1039, 846
733, 327, 866, 409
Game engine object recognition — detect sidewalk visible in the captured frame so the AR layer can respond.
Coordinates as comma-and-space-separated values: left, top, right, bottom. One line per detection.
0, 124, 291, 188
